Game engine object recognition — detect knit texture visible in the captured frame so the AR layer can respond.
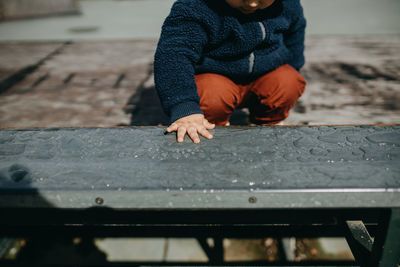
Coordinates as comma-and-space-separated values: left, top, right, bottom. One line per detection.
154, 0, 306, 123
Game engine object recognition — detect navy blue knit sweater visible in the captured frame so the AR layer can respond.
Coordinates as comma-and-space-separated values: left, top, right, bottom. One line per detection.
154, 0, 306, 123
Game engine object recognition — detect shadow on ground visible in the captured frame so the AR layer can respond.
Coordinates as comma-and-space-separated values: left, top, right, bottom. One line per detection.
126, 84, 249, 126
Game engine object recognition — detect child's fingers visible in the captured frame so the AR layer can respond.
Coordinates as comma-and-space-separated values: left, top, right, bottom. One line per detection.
203, 120, 215, 129
166, 123, 178, 132
177, 126, 186, 143
197, 126, 213, 139
187, 127, 200, 144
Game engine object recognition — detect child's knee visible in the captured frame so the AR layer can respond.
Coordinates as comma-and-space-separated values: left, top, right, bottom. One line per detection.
195, 73, 238, 125
254, 64, 306, 109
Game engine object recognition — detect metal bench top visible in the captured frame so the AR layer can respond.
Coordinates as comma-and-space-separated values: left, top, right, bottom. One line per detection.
0, 125, 399, 209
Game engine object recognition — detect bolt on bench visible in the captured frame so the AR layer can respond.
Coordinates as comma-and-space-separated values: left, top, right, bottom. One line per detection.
0, 126, 399, 266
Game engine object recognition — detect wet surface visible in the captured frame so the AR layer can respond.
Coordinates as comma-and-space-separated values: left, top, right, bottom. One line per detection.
0, 126, 399, 191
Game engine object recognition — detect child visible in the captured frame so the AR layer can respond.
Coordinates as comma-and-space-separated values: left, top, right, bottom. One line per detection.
155, 0, 306, 143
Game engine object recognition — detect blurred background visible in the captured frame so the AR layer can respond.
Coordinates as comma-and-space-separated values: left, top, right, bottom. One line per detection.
0, 0, 399, 264
0, 0, 399, 40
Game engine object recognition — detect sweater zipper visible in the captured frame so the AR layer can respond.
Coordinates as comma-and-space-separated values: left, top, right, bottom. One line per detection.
249, 22, 267, 74
248, 52, 255, 74
259, 21, 266, 41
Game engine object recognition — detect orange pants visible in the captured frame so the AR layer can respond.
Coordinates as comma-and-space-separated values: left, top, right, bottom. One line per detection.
195, 64, 306, 125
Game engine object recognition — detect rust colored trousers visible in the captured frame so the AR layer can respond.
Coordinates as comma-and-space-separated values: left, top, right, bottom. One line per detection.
195, 64, 306, 125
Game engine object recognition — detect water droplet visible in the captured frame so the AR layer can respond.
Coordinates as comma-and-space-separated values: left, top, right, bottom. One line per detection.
166, 188, 170, 192
134, 155, 138, 158
179, 187, 183, 191
232, 179, 238, 183
249, 182, 255, 186
106, 184, 110, 187
203, 189, 207, 193
117, 187, 122, 191
39, 177, 44, 181
210, 189, 214, 193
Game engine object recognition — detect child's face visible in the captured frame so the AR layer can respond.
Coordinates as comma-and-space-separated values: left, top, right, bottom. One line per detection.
225, 0, 276, 14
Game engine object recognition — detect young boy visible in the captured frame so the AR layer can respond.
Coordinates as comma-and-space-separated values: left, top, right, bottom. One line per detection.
155, 0, 306, 143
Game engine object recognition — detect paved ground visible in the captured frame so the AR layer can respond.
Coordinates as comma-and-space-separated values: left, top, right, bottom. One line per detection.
1, 36, 399, 128
288, 35, 400, 125
0, 40, 158, 127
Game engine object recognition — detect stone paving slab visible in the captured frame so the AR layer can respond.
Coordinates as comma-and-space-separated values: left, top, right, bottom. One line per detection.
0, 126, 399, 209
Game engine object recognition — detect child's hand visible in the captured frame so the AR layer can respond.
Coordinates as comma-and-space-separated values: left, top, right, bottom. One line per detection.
166, 114, 215, 144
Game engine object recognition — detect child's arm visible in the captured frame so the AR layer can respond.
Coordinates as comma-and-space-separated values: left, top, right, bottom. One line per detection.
283, 1, 306, 71
154, 2, 214, 143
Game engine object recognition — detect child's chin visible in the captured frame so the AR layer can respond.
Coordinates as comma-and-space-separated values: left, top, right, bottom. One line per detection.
239, 8, 257, 14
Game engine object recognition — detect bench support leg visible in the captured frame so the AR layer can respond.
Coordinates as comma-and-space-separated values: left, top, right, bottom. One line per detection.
344, 220, 373, 266
197, 237, 223, 264
377, 208, 400, 267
